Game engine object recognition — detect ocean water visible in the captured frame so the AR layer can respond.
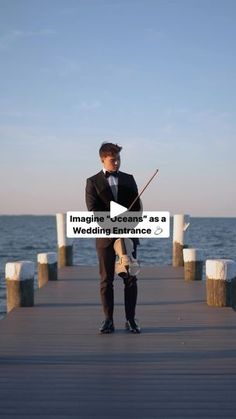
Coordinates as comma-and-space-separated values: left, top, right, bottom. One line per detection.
0, 216, 236, 318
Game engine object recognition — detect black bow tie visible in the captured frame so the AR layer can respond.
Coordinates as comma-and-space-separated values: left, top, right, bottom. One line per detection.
105, 171, 118, 178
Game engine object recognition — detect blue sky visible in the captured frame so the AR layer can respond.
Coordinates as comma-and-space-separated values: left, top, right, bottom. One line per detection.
0, 0, 235, 216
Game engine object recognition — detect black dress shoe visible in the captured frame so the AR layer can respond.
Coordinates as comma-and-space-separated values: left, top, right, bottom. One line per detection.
99, 319, 115, 334
125, 319, 141, 333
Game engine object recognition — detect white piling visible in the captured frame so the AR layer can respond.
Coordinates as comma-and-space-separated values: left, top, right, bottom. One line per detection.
56, 213, 73, 268
172, 214, 190, 267
206, 259, 236, 307
37, 252, 57, 288
183, 248, 203, 281
5, 261, 34, 313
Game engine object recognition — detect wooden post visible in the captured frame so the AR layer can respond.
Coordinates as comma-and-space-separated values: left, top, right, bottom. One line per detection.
183, 248, 203, 281
172, 214, 190, 267
5, 261, 34, 313
56, 213, 73, 268
37, 252, 57, 288
206, 259, 236, 307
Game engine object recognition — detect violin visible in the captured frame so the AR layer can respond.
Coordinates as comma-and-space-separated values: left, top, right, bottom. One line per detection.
114, 238, 140, 279
113, 169, 159, 279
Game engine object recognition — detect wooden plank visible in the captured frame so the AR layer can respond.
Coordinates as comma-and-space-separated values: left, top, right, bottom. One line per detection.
0, 266, 236, 418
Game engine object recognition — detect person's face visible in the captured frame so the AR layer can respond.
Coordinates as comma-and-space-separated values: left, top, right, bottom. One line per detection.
101, 153, 121, 172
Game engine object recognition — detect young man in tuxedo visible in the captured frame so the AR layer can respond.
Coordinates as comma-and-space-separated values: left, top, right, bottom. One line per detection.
85, 142, 141, 334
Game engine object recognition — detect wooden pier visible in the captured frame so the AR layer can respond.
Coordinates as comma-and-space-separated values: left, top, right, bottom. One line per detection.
0, 265, 236, 418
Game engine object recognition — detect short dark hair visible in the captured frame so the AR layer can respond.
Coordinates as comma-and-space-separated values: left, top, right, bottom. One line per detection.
99, 142, 122, 158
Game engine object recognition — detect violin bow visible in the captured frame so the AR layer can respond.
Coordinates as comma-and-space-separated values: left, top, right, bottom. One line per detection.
128, 169, 159, 211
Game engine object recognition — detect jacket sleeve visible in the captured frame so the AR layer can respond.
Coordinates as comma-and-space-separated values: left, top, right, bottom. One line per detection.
130, 176, 142, 211
85, 178, 98, 211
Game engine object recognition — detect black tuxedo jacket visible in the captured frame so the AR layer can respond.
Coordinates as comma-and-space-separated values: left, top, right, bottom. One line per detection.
85, 170, 141, 248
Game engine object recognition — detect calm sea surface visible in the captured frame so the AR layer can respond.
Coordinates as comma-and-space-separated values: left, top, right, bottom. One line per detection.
0, 216, 236, 318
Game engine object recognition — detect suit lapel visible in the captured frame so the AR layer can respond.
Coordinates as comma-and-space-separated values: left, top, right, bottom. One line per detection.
97, 171, 114, 204
117, 171, 127, 203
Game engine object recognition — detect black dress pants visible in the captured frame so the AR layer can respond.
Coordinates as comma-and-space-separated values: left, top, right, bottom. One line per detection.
97, 242, 138, 321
